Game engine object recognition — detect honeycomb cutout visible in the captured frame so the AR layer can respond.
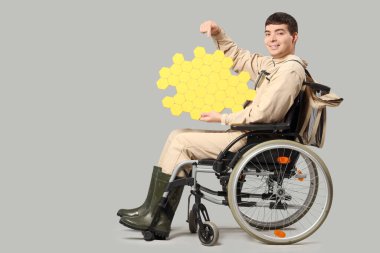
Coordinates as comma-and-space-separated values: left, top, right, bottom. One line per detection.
157, 46, 256, 120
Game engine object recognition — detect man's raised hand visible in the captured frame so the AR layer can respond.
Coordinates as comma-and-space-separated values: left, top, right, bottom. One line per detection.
200, 20, 221, 37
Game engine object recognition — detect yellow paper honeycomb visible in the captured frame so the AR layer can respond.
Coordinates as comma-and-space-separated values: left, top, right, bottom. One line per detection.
157, 47, 256, 120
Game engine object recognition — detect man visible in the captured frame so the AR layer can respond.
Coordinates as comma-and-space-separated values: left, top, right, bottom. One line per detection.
118, 12, 307, 240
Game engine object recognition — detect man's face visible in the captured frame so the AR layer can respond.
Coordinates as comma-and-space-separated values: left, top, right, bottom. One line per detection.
264, 24, 298, 59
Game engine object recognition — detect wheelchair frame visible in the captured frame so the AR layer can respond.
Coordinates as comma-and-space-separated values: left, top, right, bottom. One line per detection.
142, 82, 334, 245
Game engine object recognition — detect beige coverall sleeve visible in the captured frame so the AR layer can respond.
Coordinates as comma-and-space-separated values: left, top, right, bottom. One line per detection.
221, 62, 305, 125
212, 29, 263, 80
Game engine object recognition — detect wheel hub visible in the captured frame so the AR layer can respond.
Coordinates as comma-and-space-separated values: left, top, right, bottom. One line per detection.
276, 187, 285, 197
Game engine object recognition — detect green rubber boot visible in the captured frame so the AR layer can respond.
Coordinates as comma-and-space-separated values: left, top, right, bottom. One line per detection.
117, 166, 161, 217
119, 170, 184, 239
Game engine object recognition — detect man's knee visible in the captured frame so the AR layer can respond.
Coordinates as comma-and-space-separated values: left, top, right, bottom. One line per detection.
172, 131, 194, 148
168, 129, 191, 141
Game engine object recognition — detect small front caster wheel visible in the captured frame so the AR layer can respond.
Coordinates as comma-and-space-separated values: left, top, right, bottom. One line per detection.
198, 221, 219, 246
142, 231, 155, 241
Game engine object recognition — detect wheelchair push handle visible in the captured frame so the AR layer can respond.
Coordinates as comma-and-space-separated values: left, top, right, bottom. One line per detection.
304, 82, 331, 93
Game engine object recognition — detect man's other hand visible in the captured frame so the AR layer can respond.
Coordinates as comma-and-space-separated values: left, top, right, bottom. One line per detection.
199, 111, 222, 123
200, 20, 221, 37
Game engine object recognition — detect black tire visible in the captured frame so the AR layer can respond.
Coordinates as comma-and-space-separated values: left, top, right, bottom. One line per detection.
142, 231, 155, 241
189, 209, 198, 233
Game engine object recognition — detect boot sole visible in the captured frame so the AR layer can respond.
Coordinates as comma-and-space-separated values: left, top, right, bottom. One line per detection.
119, 219, 169, 239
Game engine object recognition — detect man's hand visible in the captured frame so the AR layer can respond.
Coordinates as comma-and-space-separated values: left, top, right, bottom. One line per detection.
199, 111, 222, 123
200, 20, 221, 37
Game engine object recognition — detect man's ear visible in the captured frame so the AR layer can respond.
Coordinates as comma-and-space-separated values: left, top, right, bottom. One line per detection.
292, 32, 299, 44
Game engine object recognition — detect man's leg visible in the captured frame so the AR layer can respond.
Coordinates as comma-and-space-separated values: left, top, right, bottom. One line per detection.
120, 129, 246, 238
158, 129, 246, 176
158, 129, 193, 164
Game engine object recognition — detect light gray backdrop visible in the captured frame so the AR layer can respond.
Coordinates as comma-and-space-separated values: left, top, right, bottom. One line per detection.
1, 0, 378, 252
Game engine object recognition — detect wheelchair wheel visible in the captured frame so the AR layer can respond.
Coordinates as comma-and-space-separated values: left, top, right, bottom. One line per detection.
227, 140, 333, 244
198, 221, 219, 246
142, 231, 155, 241
188, 208, 198, 233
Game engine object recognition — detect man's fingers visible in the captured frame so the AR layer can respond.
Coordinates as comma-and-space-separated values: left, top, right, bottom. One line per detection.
200, 21, 215, 37
199, 114, 207, 121
199, 112, 210, 121
200, 23, 208, 33
200, 24, 205, 33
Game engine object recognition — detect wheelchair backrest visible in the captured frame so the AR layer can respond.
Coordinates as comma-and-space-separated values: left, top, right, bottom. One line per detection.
282, 89, 304, 134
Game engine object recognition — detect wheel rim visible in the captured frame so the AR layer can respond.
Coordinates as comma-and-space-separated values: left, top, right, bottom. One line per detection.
199, 224, 214, 244
198, 222, 218, 245
228, 140, 333, 244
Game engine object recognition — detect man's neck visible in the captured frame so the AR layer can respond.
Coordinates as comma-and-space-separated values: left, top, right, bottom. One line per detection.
272, 54, 294, 62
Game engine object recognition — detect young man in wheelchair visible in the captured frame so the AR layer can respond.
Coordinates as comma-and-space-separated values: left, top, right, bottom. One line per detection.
117, 12, 307, 240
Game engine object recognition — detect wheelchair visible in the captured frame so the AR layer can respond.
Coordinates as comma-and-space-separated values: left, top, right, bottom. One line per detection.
142, 82, 334, 246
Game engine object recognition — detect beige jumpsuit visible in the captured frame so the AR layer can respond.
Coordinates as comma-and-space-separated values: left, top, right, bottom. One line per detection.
158, 30, 307, 176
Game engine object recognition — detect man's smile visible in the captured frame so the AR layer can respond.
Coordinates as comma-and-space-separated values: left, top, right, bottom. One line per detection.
269, 44, 280, 50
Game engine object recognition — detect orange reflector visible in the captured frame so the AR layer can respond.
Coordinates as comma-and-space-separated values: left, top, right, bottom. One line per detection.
277, 156, 290, 164
274, 229, 286, 238
297, 169, 304, 182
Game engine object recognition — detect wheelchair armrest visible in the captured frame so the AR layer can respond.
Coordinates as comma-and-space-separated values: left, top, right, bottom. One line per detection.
230, 122, 290, 132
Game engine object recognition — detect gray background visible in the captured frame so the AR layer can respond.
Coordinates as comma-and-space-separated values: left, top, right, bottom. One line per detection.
1, 0, 379, 252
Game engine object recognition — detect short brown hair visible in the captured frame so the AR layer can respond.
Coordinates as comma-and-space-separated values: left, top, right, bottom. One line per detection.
265, 12, 298, 35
